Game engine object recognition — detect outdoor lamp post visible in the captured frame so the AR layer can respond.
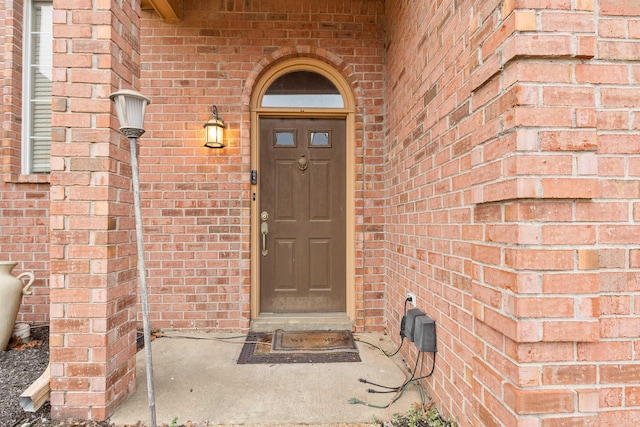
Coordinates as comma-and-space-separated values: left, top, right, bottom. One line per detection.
110, 89, 151, 138
109, 89, 157, 427
203, 105, 225, 148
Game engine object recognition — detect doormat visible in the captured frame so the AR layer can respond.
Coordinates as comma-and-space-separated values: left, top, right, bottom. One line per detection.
237, 330, 361, 364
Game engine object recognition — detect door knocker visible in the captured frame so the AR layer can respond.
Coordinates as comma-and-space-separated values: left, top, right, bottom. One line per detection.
297, 154, 308, 172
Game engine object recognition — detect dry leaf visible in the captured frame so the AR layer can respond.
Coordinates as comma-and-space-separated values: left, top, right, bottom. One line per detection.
7, 337, 42, 351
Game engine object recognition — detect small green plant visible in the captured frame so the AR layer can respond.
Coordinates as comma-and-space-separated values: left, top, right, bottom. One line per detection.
383, 404, 457, 427
169, 416, 179, 427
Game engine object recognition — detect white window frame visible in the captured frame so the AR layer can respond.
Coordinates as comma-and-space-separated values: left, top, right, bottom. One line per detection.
22, 0, 53, 174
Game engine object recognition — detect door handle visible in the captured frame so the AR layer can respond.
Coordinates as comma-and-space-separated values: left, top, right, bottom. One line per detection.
261, 222, 268, 256
261, 220, 269, 256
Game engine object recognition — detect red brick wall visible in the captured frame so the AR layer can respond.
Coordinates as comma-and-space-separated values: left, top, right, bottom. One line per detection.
138, 0, 386, 331
3, 0, 639, 423
48, 0, 142, 420
0, 0, 51, 325
385, 1, 640, 426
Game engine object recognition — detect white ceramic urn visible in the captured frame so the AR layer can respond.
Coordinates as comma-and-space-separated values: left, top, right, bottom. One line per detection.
0, 262, 34, 351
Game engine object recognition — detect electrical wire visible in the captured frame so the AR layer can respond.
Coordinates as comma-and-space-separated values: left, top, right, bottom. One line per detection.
350, 349, 437, 410
349, 367, 425, 409
360, 350, 422, 392
164, 334, 247, 340
404, 351, 437, 384
350, 349, 424, 409
354, 335, 405, 357
354, 296, 411, 357
161, 334, 270, 347
348, 379, 413, 409
393, 352, 436, 416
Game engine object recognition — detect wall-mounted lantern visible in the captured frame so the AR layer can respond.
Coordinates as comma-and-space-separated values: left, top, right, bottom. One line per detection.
204, 105, 225, 148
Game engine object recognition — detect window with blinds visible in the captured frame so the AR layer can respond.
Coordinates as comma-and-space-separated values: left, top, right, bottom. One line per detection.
23, 0, 52, 174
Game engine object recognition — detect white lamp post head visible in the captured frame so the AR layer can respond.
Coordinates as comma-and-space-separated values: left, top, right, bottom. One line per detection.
110, 89, 151, 138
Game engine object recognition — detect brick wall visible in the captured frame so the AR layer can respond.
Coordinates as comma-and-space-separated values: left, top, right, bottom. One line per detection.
0, 0, 51, 324
385, 1, 640, 426
138, 0, 386, 331
48, 0, 143, 420
4, 0, 639, 423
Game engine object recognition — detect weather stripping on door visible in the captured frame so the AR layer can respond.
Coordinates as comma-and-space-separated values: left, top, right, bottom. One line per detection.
261, 211, 269, 256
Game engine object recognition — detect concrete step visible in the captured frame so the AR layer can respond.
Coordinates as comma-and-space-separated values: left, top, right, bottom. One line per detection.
250, 313, 353, 332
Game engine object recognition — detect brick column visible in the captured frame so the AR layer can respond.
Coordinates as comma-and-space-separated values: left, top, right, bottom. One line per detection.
385, 0, 640, 425
467, 1, 640, 426
49, 0, 142, 420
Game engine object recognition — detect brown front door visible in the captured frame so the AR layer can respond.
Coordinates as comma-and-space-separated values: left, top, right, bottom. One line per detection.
259, 117, 346, 313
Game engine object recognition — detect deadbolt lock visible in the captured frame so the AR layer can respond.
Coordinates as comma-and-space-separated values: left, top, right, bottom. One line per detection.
260, 211, 269, 221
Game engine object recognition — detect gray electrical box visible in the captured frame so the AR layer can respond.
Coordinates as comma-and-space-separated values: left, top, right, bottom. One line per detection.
403, 308, 425, 342
414, 315, 437, 353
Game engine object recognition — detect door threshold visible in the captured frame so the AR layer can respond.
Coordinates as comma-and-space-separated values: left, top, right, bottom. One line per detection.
250, 313, 353, 332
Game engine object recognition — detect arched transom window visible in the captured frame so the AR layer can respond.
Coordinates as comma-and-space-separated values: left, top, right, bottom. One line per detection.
261, 70, 345, 108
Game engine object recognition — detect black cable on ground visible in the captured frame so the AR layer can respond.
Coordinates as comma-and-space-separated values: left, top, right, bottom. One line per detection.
354, 336, 405, 357
349, 368, 423, 409
350, 350, 437, 409
358, 353, 422, 393
354, 296, 411, 358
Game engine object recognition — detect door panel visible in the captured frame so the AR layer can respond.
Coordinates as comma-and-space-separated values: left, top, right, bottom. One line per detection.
260, 117, 346, 313
274, 239, 295, 290
309, 161, 330, 219
275, 162, 296, 220
309, 239, 331, 290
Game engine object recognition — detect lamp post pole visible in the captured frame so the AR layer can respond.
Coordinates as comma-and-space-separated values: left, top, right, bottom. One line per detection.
128, 132, 157, 427
109, 91, 156, 427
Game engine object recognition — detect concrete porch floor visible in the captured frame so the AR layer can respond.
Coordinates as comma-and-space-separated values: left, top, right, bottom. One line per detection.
108, 332, 425, 426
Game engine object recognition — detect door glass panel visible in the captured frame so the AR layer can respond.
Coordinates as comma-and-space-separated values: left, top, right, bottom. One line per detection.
310, 131, 330, 147
262, 71, 344, 108
275, 131, 296, 147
